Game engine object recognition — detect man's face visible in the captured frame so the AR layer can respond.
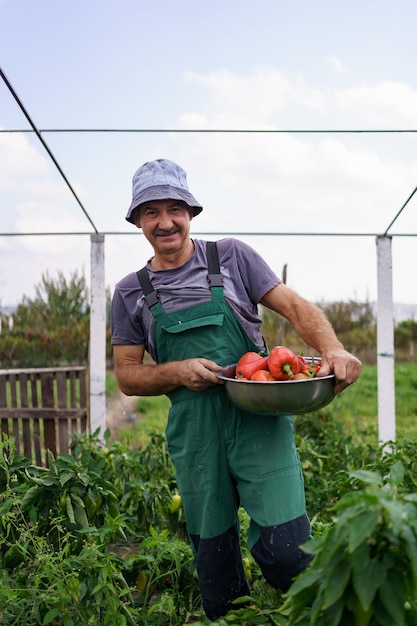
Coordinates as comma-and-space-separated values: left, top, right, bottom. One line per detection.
134, 199, 193, 256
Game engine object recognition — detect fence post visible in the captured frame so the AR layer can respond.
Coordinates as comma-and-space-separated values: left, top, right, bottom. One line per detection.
90, 234, 106, 439
376, 235, 396, 444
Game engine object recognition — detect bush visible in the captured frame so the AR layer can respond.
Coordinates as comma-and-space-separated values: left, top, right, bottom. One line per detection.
2, 421, 417, 624
283, 462, 417, 625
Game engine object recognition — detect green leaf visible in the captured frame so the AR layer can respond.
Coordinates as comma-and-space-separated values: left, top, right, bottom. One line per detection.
70, 492, 85, 508
352, 548, 388, 611
389, 460, 405, 486
310, 590, 325, 624
59, 470, 76, 486
74, 503, 89, 529
321, 599, 344, 626
66, 495, 75, 524
401, 525, 417, 589
348, 510, 379, 553
349, 470, 383, 486
55, 453, 77, 466
77, 472, 90, 486
322, 557, 351, 609
21, 485, 41, 510
308, 526, 345, 569
378, 573, 405, 624
24, 466, 56, 486
288, 567, 323, 595
46, 449, 56, 466
42, 608, 59, 625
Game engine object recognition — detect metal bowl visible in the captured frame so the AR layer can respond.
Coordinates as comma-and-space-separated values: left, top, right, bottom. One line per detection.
216, 359, 335, 415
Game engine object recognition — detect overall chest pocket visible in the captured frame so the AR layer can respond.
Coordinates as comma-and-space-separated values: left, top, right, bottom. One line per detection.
158, 312, 230, 363
161, 313, 224, 334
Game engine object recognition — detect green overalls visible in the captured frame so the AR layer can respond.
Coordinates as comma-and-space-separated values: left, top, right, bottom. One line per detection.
137, 242, 312, 620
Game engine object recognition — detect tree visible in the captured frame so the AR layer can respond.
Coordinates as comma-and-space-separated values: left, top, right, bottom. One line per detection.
260, 299, 377, 362
395, 318, 417, 361
318, 300, 375, 335
13, 270, 90, 332
1, 270, 90, 367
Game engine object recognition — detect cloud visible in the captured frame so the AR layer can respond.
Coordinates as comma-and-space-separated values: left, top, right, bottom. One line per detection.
176, 69, 416, 233
326, 54, 345, 74
183, 68, 296, 126
14, 201, 88, 251
333, 81, 417, 126
182, 68, 417, 129
0, 129, 90, 235
174, 68, 417, 305
0, 131, 49, 192
1, 67, 416, 305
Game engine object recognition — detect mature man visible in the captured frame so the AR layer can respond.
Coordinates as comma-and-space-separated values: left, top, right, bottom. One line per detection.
111, 158, 361, 620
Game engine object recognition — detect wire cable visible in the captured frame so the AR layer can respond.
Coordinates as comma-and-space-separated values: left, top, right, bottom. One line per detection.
0, 67, 98, 234
384, 185, 417, 235
0, 231, 415, 237
1, 128, 417, 134
1, 68, 416, 237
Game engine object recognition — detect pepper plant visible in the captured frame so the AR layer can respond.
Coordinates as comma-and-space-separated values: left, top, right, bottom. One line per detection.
282, 460, 417, 625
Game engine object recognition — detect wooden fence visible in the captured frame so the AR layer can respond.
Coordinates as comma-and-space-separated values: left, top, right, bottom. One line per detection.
0, 366, 89, 466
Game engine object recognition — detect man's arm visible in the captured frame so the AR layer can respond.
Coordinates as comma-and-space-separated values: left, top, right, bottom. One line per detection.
113, 344, 223, 396
261, 283, 362, 393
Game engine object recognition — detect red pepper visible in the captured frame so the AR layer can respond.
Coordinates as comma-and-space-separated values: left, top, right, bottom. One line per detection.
296, 355, 308, 374
301, 357, 321, 378
268, 346, 299, 380
301, 365, 318, 378
250, 369, 276, 382
236, 351, 268, 379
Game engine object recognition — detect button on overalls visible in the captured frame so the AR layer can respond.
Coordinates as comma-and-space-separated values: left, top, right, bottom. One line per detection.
137, 242, 312, 620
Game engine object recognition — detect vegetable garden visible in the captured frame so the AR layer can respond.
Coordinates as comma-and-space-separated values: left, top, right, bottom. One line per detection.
1, 364, 417, 625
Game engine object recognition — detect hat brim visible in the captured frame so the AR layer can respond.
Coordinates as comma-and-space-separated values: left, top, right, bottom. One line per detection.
125, 185, 203, 224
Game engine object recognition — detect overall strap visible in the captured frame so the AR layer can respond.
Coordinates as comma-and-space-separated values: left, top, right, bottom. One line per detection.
206, 241, 224, 288
137, 241, 224, 313
136, 267, 162, 309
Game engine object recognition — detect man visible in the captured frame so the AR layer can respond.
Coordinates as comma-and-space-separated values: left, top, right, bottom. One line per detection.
111, 158, 361, 620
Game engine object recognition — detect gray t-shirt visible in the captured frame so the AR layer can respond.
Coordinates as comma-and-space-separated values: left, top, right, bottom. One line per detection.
111, 238, 281, 361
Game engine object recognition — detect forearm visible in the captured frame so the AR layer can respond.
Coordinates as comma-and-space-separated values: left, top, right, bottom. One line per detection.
289, 301, 344, 355
114, 344, 224, 396
262, 284, 361, 391
115, 360, 185, 396
261, 284, 344, 355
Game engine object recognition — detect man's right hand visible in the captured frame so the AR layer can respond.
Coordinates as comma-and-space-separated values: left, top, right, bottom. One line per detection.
114, 344, 223, 396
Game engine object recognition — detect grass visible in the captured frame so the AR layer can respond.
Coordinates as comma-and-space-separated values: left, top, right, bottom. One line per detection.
109, 363, 417, 447
117, 395, 171, 447
325, 362, 417, 444
105, 371, 119, 397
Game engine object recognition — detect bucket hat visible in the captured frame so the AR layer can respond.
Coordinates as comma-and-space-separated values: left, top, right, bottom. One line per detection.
125, 159, 203, 224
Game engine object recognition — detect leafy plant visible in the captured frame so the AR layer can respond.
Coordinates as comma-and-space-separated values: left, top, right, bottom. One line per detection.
3, 415, 417, 623
282, 461, 417, 625
0, 526, 139, 625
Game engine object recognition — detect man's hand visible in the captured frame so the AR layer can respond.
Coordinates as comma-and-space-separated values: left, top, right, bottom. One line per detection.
178, 358, 224, 391
317, 349, 362, 394
114, 344, 224, 396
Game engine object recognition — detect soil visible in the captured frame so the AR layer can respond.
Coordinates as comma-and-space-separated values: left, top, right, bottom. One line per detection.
105, 389, 140, 440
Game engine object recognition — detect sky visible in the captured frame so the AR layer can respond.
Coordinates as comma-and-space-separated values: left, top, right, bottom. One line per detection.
0, 0, 416, 312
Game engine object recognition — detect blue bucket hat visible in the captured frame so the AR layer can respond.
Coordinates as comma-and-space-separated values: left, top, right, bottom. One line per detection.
125, 159, 203, 224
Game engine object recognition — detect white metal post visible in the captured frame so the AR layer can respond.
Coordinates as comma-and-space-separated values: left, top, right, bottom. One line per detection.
376, 235, 396, 444
89, 233, 106, 438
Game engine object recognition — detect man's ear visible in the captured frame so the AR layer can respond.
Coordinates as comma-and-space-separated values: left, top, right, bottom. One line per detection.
132, 209, 141, 228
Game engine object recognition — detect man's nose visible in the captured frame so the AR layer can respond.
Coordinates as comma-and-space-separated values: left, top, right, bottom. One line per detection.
158, 211, 174, 228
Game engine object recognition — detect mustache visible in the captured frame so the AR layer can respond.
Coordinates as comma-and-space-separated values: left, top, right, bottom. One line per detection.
153, 227, 181, 236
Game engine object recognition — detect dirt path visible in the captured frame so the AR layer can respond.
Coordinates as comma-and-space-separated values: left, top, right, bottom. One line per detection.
105, 389, 140, 440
